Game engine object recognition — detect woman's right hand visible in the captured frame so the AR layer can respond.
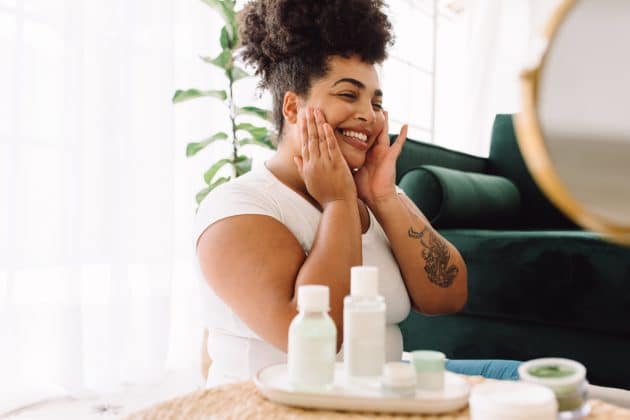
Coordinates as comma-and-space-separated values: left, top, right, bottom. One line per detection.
293, 107, 357, 208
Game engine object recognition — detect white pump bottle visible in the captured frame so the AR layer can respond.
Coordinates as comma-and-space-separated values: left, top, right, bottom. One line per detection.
343, 266, 386, 379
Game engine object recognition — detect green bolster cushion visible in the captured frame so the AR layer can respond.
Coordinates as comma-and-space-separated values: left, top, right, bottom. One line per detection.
398, 165, 521, 228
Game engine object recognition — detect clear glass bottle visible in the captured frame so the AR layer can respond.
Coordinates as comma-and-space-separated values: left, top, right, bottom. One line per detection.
288, 285, 337, 391
343, 266, 386, 379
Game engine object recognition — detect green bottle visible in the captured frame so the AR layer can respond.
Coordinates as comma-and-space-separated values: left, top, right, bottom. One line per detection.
288, 285, 337, 391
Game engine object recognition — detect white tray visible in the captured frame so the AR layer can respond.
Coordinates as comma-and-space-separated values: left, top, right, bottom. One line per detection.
254, 363, 470, 414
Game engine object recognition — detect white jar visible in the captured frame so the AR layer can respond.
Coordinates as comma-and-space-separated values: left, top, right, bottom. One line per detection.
288, 285, 337, 392
381, 362, 417, 397
343, 266, 386, 379
411, 350, 445, 390
470, 381, 557, 420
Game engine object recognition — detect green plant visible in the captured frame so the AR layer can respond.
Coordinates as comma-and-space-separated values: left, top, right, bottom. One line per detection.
173, 0, 275, 207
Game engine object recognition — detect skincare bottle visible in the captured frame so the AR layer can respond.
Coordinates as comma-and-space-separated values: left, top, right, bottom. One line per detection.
288, 285, 337, 391
343, 266, 386, 379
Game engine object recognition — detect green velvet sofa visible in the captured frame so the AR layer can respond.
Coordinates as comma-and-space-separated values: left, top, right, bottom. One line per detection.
396, 114, 630, 389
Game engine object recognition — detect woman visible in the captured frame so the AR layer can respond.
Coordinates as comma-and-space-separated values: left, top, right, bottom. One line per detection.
195, 0, 515, 387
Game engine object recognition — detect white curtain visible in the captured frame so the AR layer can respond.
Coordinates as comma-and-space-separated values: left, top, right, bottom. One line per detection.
0, 0, 224, 413
436, 0, 562, 156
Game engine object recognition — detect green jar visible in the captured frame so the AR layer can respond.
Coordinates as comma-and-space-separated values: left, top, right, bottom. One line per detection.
518, 358, 588, 415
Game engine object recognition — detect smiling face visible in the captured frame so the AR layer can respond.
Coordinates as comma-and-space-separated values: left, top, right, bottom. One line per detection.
287, 55, 386, 170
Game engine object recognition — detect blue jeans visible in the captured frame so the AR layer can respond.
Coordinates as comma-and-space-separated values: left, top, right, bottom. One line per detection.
445, 359, 522, 380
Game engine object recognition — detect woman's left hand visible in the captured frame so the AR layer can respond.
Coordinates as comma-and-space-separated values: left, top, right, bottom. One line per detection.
354, 111, 408, 207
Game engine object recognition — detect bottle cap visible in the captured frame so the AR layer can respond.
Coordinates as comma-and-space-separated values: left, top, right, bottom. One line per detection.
381, 362, 417, 387
297, 285, 329, 312
350, 266, 379, 297
411, 350, 446, 373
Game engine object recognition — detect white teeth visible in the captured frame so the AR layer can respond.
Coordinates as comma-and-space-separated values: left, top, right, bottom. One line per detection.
341, 130, 368, 142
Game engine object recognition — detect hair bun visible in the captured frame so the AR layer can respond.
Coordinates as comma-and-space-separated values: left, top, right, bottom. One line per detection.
239, 0, 393, 84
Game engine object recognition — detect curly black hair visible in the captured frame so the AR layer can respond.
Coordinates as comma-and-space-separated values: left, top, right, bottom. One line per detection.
239, 0, 394, 139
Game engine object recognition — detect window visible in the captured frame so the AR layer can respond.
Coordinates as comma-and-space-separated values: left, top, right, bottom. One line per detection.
383, 0, 466, 147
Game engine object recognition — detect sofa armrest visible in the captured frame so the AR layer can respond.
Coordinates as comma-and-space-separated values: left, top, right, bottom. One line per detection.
398, 166, 521, 228
394, 136, 488, 184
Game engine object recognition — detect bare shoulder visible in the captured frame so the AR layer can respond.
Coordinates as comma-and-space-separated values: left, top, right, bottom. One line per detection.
196, 214, 305, 336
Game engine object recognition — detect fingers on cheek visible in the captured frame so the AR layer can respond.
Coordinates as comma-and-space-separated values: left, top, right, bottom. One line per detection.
325, 125, 337, 149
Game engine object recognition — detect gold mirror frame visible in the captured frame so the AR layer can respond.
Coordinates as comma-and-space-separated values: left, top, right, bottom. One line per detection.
515, 0, 630, 245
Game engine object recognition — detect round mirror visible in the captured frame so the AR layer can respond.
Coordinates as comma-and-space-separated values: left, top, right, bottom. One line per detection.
515, 0, 630, 244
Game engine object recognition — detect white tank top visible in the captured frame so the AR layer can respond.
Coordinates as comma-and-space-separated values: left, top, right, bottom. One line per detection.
194, 164, 411, 387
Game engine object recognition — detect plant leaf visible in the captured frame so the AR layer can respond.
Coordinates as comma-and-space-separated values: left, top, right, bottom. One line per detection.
195, 176, 231, 205
172, 89, 227, 103
201, 50, 232, 70
234, 155, 252, 176
195, 186, 211, 205
200, 0, 233, 25
238, 137, 275, 150
199, 0, 227, 18
210, 176, 230, 191
186, 132, 229, 157
227, 20, 238, 47
203, 158, 232, 185
228, 66, 250, 82
237, 106, 271, 121
237, 123, 268, 140
199, 0, 237, 59
220, 26, 231, 49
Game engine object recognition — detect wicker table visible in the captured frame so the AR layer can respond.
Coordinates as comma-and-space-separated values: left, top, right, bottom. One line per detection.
127, 379, 630, 420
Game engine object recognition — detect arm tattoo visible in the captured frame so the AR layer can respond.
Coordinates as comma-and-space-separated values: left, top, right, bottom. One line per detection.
408, 227, 458, 288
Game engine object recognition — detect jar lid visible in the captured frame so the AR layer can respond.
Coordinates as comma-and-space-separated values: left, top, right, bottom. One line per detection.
382, 362, 417, 387
470, 381, 557, 419
411, 350, 446, 373
518, 358, 586, 388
